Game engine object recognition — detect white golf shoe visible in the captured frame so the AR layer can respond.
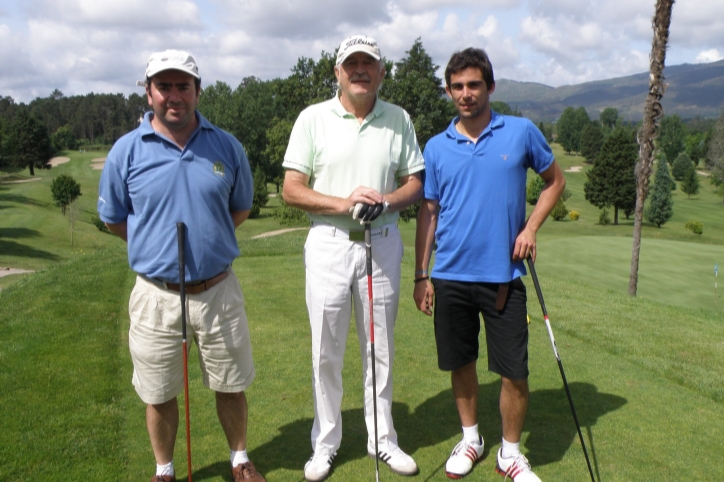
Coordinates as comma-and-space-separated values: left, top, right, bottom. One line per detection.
304, 450, 336, 482
367, 442, 418, 475
495, 449, 541, 482
445, 436, 484, 479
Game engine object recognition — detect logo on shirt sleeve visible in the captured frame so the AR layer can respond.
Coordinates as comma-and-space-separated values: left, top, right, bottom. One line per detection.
213, 161, 225, 177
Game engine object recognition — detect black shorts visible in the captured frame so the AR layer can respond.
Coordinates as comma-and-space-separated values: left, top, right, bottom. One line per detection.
432, 277, 529, 380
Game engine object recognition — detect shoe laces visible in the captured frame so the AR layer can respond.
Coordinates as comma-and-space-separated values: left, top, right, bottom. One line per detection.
309, 450, 335, 466
501, 453, 532, 481
451, 438, 479, 456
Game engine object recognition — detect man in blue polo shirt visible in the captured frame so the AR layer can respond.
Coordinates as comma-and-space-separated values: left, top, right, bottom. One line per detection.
98, 50, 265, 482
414, 48, 565, 481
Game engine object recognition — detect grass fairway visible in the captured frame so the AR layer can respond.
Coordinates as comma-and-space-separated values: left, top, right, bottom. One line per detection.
1, 147, 723, 480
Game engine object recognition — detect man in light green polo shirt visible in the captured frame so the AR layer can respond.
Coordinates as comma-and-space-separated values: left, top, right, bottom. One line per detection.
282, 34, 424, 482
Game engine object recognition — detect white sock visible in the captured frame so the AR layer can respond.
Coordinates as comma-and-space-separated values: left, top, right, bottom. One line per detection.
231, 449, 249, 467
501, 438, 520, 458
462, 424, 480, 443
156, 461, 174, 476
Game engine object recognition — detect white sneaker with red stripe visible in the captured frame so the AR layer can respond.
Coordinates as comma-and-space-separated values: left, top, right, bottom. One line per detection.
445, 436, 484, 479
495, 449, 541, 481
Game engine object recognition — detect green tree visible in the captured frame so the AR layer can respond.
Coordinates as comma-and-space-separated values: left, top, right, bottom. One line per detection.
671, 152, 694, 180
379, 38, 454, 150
599, 107, 619, 131
537, 121, 553, 143
262, 117, 294, 193
659, 114, 687, 164
51, 125, 78, 150
5, 111, 55, 175
198, 81, 235, 131
249, 166, 268, 219
679, 166, 700, 198
50, 174, 82, 215
584, 126, 637, 224
706, 113, 724, 203
645, 161, 674, 227
556, 106, 589, 154
580, 123, 604, 163
490, 101, 521, 116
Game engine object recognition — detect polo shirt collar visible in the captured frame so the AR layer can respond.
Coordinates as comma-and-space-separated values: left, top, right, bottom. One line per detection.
139, 110, 213, 139
331, 93, 385, 120
445, 110, 505, 141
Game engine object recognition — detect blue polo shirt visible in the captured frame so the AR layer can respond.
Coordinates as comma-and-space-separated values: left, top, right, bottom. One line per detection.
98, 112, 253, 282
423, 112, 554, 283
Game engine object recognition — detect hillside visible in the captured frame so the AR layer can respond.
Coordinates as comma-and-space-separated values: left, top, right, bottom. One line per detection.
492, 59, 724, 122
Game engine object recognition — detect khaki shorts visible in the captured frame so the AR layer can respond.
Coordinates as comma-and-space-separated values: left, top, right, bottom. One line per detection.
128, 270, 255, 405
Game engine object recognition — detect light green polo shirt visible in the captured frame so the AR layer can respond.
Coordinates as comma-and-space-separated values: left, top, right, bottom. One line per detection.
283, 95, 425, 230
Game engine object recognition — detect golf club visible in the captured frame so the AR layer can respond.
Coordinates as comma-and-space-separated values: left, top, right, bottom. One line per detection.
526, 257, 595, 482
364, 223, 380, 482
177, 222, 193, 482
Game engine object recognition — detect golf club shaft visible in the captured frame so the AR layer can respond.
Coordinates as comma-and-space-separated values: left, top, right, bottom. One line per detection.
526, 258, 595, 482
365, 224, 380, 482
177, 223, 193, 482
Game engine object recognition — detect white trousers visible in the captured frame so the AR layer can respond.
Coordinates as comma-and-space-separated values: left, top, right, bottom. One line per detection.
304, 223, 403, 453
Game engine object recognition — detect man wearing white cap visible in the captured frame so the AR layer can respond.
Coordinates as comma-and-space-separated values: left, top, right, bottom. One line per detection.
282, 35, 424, 481
98, 50, 265, 482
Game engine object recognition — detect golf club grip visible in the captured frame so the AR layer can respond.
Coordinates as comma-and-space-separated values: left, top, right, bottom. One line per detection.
526, 257, 548, 317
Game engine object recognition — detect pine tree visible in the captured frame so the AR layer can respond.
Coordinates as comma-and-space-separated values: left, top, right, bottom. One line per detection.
645, 161, 674, 227
671, 152, 694, 181
679, 166, 700, 198
584, 126, 637, 224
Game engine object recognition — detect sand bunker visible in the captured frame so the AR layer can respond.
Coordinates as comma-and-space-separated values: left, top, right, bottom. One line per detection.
90, 157, 107, 170
565, 166, 583, 173
0, 267, 35, 278
49, 156, 71, 167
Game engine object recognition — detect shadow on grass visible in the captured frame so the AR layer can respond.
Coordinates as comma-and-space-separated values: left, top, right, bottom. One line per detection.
0, 193, 51, 209
0, 237, 61, 261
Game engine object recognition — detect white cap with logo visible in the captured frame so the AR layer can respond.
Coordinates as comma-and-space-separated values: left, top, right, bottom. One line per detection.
336, 35, 381, 65
136, 49, 200, 86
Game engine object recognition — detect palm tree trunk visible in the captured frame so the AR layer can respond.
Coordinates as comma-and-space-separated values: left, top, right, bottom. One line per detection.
629, 0, 675, 296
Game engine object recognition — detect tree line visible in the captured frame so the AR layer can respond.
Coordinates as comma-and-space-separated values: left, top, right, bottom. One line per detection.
2, 37, 723, 225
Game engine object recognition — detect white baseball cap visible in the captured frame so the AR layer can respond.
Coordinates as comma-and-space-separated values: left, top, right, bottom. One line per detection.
336, 35, 381, 65
143, 49, 200, 80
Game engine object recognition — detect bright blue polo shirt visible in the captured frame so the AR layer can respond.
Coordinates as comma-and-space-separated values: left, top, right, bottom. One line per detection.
98, 111, 253, 283
423, 112, 554, 283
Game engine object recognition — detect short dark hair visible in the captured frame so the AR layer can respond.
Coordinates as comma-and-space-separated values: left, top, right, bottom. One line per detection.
444, 48, 494, 90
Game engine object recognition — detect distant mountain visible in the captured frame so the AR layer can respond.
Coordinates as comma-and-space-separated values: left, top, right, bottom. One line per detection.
492, 59, 724, 122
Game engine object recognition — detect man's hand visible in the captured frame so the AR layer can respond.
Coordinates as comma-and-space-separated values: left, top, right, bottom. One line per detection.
413, 279, 434, 316
349, 201, 390, 224
512, 227, 536, 262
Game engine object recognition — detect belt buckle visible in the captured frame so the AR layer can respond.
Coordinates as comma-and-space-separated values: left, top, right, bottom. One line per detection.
348, 230, 365, 242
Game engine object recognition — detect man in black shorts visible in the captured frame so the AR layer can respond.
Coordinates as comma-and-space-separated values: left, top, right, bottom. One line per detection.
413, 47, 565, 481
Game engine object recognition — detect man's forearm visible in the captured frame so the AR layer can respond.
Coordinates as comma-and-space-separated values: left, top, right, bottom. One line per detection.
384, 173, 423, 212
105, 221, 128, 242
415, 200, 438, 272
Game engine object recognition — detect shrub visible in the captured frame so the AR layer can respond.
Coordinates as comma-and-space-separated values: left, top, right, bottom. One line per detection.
274, 197, 310, 227
249, 167, 269, 218
91, 215, 111, 234
551, 199, 569, 221
526, 176, 544, 205
685, 221, 703, 235
569, 210, 580, 220
598, 208, 611, 226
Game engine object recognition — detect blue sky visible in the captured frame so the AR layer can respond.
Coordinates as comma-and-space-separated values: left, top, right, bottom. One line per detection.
0, 0, 721, 103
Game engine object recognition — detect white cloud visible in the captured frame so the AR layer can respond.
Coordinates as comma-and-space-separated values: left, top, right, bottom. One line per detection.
25, 0, 202, 31
210, 0, 390, 38
695, 49, 723, 63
